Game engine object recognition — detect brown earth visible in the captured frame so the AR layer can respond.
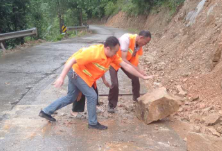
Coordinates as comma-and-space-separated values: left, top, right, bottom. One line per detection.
105, 0, 222, 140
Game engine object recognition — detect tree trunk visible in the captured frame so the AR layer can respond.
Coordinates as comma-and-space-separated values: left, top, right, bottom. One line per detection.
78, 8, 82, 26
59, 13, 62, 34
57, 0, 63, 34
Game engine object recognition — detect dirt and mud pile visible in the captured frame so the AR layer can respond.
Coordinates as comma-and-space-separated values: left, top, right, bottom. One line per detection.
141, 0, 222, 138
107, 0, 222, 139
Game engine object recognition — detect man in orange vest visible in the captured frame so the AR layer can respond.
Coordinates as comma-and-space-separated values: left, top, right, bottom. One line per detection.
39, 36, 151, 130
108, 31, 151, 113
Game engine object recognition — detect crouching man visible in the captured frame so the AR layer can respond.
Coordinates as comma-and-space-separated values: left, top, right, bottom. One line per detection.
39, 36, 151, 130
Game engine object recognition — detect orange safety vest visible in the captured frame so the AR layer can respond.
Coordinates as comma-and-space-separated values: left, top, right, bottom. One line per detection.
111, 34, 143, 70
67, 44, 122, 87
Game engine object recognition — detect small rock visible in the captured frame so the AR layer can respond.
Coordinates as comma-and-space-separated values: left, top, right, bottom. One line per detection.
203, 106, 213, 113
198, 103, 206, 109
191, 96, 199, 102
192, 125, 201, 133
182, 72, 191, 77
154, 126, 159, 130
118, 104, 125, 108
207, 127, 221, 137
60, 113, 67, 116
189, 113, 203, 123
176, 85, 187, 97
185, 101, 190, 105
204, 113, 221, 126
102, 113, 109, 119
215, 125, 222, 134
153, 82, 162, 87
183, 78, 187, 82
178, 107, 183, 112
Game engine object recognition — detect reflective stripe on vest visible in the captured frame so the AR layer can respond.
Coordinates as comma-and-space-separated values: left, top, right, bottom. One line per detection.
93, 63, 110, 71
128, 48, 133, 55
82, 69, 92, 77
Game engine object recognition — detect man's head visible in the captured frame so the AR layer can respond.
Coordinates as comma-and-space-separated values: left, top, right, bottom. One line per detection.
104, 36, 120, 57
136, 30, 151, 47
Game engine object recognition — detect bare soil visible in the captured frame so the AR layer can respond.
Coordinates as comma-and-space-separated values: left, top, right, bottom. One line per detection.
106, 0, 222, 139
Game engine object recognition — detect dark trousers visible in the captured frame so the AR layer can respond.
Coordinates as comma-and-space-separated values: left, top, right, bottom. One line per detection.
108, 66, 140, 108
72, 86, 99, 112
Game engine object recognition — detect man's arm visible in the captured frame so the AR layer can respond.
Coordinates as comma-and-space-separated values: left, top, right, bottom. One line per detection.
54, 57, 77, 87
120, 61, 152, 80
121, 52, 145, 75
101, 74, 111, 88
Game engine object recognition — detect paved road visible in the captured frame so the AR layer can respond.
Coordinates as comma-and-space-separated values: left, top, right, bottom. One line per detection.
0, 25, 186, 151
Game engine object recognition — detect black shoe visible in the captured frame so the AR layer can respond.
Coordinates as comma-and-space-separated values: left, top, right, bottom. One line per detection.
39, 110, 56, 122
88, 122, 108, 130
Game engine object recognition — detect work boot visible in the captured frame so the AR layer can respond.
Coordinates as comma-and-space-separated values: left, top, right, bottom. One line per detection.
39, 110, 56, 122
107, 104, 115, 113
88, 122, 108, 130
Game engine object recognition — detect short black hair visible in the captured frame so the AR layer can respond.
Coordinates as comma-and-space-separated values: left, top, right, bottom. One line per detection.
104, 36, 120, 49
139, 30, 151, 38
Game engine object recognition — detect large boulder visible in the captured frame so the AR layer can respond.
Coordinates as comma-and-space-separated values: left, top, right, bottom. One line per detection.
135, 87, 180, 124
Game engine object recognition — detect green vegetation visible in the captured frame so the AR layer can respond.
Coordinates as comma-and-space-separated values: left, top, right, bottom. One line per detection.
0, 0, 185, 49
0, 0, 113, 48
150, 0, 185, 15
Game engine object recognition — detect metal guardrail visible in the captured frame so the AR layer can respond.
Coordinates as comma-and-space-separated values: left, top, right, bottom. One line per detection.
0, 28, 37, 51
0, 28, 37, 41
0, 26, 88, 51
67, 25, 89, 32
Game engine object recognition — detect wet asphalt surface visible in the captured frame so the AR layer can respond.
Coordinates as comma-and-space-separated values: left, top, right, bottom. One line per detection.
0, 25, 122, 116
0, 25, 186, 151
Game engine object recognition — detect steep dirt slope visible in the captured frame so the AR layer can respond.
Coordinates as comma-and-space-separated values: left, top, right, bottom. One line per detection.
107, 0, 222, 138
106, 8, 172, 34
141, 0, 222, 131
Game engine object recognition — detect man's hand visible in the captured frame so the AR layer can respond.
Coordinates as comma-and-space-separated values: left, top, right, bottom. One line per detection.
103, 79, 111, 88
139, 70, 146, 76
53, 57, 77, 88
142, 75, 156, 80
53, 77, 64, 88
101, 74, 111, 88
